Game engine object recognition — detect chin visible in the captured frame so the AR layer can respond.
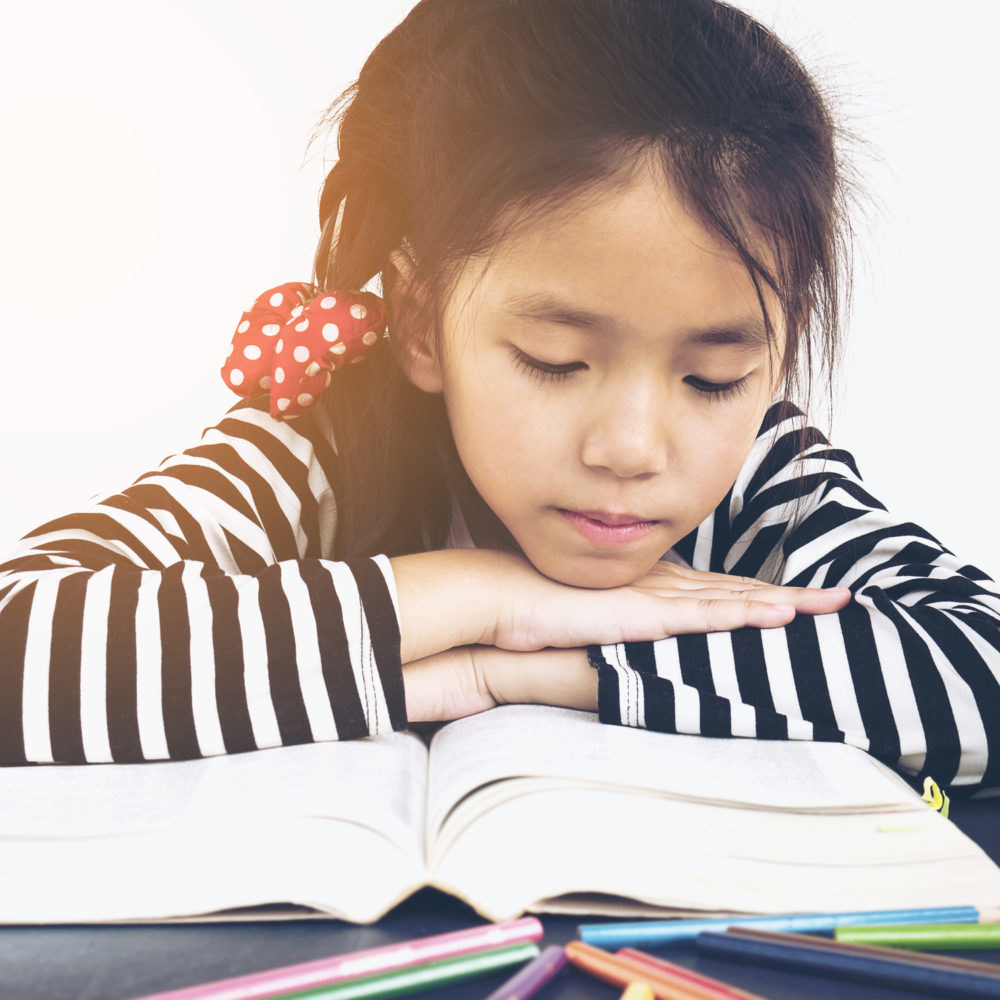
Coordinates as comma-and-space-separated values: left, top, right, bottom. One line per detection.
529, 550, 655, 590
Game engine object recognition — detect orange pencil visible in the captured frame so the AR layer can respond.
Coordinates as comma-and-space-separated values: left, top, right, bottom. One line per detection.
618, 948, 764, 1000
565, 942, 760, 1000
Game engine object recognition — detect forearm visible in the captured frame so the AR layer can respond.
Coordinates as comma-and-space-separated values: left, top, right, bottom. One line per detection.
480, 646, 598, 711
404, 645, 597, 723
588, 591, 1000, 793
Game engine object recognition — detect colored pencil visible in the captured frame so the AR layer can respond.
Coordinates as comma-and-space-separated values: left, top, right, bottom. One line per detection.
620, 985, 655, 1000
127, 917, 543, 1000
577, 905, 986, 947
696, 929, 1000, 999
482, 944, 568, 1000
617, 948, 764, 1000
261, 942, 540, 1000
835, 922, 1000, 950
565, 941, 763, 1000
721, 927, 1000, 978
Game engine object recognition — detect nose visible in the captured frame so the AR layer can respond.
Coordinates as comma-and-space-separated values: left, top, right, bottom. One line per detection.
580, 375, 670, 479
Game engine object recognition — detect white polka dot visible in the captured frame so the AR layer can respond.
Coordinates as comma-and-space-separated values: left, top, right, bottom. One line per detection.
362, 331, 378, 346
304, 362, 321, 377
276, 397, 290, 411
275, 339, 284, 354
320, 295, 337, 309
350, 356, 365, 364
322, 323, 340, 342
331, 342, 347, 355
237, 320, 250, 334
229, 368, 245, 386
290, 304, 304, 318
297, 393, 314, 407
325, 372, 333, 387
350, 303, 367, 320
274, 367, 285, 384
243, 344, 262, 360
269, 292, 284, 307
262, 323, 280, 336
293, 345, 310, 363
295, 319, 309, 332
259, 376, 272, 389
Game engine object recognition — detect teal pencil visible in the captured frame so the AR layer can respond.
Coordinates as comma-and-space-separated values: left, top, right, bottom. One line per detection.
578, 905, 985, 947
268, 943, 540, 1000
836, 923, 1000, 950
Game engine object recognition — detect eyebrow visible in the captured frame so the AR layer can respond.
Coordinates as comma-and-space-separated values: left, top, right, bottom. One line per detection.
502, 291, 769, 349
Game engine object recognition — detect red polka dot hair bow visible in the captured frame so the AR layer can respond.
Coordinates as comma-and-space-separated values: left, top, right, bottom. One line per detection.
221, 282, 388, 419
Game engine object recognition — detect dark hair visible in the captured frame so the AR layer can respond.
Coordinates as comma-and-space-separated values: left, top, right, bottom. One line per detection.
310, 0, 853, 560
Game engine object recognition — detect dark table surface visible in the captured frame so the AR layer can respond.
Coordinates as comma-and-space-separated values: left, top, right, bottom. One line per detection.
2, 796, 999, 1000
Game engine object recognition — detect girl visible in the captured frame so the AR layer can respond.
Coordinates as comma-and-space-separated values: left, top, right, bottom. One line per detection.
1, 0, 997, 796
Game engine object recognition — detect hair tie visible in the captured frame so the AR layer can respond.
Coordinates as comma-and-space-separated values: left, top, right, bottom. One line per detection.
221, 282, 388, 419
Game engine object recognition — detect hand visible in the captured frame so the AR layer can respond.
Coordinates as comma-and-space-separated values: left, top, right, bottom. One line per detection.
391, 548, 852, 664
403, 645, 597, 723
489, 555, 853, 651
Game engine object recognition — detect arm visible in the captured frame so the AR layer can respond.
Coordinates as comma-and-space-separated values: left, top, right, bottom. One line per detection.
0, 394, 835, 765
0, 398, 409, 763
587, 401, 1000, 795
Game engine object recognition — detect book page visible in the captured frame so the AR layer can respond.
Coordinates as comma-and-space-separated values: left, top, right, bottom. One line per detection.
0, 733, 432, 923
0, 733, 429, 854
426, 704, 919, 838
430, 782, 1000, 922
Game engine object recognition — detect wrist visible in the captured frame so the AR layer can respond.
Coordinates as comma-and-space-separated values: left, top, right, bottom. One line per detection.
390, 549, 526, 663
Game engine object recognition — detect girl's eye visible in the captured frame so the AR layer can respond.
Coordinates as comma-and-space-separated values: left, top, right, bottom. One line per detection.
511, 348, 586, 383
685, 374, 751, 402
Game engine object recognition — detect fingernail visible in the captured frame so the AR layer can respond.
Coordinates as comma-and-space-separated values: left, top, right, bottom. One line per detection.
771, 604, 795, 613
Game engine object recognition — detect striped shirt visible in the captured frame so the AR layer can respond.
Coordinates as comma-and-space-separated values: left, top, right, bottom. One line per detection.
590, 401, 1000, 796
0, 396, 998, 795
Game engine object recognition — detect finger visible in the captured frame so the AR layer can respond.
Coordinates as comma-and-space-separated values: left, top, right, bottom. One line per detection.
637, 583, 852, 611
653, 564, 765, 586
638, 564, 848, 598
661, 597, 798, 635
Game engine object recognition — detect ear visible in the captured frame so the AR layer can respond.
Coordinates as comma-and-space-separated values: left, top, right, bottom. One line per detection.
387, 247, 444, 394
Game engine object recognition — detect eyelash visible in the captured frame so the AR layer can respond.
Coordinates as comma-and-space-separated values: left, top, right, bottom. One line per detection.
511, 348, 583, 383
685, 374, 752, 403
512, 349, 752, 401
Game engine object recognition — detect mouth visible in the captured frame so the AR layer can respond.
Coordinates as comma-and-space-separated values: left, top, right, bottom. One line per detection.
558, 509, 660, 546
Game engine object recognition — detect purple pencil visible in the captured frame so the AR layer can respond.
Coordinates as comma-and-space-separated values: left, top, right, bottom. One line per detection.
482, 945, 568, 1000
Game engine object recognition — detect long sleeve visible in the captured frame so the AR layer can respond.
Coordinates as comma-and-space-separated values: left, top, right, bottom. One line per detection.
0, 398, 407, 764
588, 400, 1000, 796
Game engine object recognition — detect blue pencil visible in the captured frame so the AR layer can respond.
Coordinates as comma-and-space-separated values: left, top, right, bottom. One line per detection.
577, 905, 982, 948
696, 929, 1000, 999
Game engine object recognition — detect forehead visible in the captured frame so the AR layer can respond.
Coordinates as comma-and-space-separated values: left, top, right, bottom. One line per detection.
451, 161, 782, 345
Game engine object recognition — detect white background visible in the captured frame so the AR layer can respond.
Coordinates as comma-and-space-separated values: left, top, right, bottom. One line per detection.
1, 1, 996, 575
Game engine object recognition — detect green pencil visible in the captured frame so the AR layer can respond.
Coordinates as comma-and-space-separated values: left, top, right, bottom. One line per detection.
835, 923, 1000, 950
270, 942, 541, 1000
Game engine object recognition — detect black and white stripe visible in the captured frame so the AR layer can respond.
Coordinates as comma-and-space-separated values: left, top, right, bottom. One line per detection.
0, 398, 403, 763
590, 401, 1000, 795
3, 393, 999, 792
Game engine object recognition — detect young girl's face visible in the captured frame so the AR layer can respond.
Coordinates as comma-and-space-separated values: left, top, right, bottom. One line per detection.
409, 158, 786, 589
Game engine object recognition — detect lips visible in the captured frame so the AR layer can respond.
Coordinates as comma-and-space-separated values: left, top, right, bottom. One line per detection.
558, 508, 659, 547
570, 509, 656, 526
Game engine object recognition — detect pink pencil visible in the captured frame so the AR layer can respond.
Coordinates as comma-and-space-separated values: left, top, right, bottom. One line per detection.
128, 917, 544, 1000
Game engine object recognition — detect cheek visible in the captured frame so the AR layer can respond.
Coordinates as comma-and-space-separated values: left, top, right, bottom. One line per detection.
688, 410, 761, 498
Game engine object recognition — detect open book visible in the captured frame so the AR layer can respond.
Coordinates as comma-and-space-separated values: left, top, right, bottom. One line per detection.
2, 704, 1000, 924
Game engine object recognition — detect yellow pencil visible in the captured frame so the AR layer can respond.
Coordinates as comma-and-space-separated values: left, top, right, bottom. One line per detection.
620, 984, 655, 1000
